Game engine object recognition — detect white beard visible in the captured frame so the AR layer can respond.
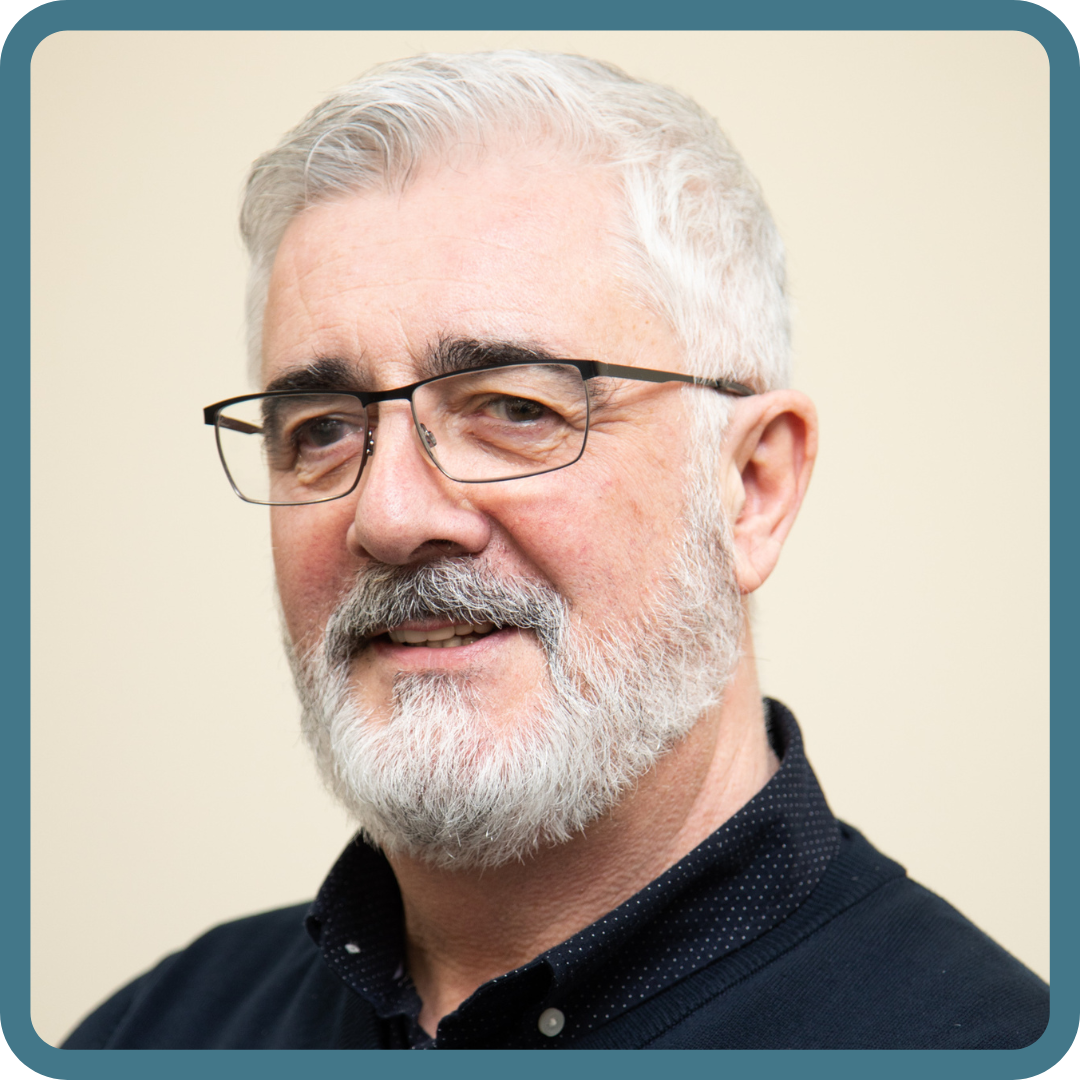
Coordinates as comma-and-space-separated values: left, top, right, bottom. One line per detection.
289, 499, 744, 871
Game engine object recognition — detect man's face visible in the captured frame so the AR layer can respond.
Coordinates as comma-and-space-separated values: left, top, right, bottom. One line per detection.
268, 158, 705, 706
263, 154, 742, 863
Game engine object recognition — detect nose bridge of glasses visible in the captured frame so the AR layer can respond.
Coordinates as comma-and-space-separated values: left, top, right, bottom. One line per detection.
364, 394, 436, 466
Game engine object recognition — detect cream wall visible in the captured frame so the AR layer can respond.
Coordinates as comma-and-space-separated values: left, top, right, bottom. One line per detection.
30, 31, 1049, 1048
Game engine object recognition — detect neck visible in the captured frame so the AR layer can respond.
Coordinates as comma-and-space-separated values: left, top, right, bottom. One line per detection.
387, 625, 778, 1035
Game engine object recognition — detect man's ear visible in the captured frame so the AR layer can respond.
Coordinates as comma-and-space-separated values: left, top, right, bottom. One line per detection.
720, 390, 818, 595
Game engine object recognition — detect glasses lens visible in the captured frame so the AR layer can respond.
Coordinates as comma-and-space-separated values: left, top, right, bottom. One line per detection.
215, 393, 368, 505
413, 364, 589, 482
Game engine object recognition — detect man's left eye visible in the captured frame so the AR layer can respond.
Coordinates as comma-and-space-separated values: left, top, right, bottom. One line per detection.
486, 396, 550, 423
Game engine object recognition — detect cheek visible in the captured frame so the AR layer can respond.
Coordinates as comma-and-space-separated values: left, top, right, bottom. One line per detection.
494, 465, 684, 616
271, 504, 357, 644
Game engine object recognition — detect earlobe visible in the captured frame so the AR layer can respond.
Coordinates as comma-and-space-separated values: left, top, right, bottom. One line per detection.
723, 391, 818, 594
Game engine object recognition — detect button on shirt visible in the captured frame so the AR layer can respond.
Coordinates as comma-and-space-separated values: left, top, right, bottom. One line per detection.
304, 699, 839, 1048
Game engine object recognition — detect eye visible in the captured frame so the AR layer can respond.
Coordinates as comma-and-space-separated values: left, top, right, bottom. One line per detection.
297, 416, 353, 449
484, 396, 552, 423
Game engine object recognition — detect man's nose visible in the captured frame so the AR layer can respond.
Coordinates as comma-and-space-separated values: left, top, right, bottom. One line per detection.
345, 404, 491, 565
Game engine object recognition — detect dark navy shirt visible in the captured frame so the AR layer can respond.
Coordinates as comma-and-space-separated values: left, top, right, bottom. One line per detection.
64, 701, 1050, 1050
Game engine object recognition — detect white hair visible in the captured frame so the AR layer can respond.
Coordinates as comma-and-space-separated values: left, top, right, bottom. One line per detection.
240, 50, 790, 394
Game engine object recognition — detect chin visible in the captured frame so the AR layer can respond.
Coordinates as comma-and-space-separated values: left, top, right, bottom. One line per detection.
296, 621, 734, 871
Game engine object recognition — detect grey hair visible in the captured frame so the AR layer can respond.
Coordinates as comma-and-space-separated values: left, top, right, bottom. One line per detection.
240, 50, 790, 395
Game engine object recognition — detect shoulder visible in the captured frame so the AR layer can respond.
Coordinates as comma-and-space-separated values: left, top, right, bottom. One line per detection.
62, 903, 349, 1049
638, 824, 1049, 1049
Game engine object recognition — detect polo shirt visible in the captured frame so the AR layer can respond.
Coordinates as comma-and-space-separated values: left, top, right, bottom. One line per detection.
63, 701, 1049, 1049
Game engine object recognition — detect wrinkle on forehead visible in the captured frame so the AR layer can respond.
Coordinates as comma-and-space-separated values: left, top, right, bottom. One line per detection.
259, 154, 675, 392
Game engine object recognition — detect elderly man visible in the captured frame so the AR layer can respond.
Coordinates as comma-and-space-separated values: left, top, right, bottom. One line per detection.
65, 51, 1047, 1050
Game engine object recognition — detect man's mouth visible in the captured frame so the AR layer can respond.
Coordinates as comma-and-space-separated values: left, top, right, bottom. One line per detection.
384, 621, 498, 648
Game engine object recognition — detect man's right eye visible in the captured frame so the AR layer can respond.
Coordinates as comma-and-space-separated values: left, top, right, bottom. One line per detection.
297, 416, 353, 449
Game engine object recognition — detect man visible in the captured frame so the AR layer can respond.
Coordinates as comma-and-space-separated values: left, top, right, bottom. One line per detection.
64, 50, 1048, 1050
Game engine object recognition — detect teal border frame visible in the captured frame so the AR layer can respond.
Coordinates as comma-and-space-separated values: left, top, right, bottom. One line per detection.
4, 2, 1076, 1077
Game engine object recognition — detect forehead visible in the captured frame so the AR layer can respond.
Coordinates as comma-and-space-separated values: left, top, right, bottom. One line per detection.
261, 156, 675, 386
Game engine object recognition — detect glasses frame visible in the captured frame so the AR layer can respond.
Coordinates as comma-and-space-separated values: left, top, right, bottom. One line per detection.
203, 360, 756, 506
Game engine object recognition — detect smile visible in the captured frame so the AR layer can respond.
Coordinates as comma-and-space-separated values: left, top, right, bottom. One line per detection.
386, 622, 497, 648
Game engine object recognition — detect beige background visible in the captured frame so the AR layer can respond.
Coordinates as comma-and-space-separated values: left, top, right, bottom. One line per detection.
30, 31, 1049, 1047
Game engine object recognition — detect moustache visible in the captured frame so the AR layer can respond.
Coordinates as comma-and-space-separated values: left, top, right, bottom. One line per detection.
321, 558, 568, 667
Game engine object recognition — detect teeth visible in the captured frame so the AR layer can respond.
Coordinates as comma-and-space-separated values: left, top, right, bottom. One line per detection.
388, 622, 497, 646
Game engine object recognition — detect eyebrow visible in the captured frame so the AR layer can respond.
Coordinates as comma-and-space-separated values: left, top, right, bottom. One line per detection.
264, 357, 360, 394
424, 337, 617, 412
422, 338, 565, 380
264, 339, 579, 394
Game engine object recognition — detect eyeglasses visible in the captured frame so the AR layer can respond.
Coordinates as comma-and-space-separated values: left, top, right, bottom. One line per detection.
203, 360, 754, 506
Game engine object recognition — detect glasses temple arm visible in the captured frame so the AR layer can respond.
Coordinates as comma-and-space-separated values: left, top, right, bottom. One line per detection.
209, 413, 262, 435
589, 362, 755, 397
